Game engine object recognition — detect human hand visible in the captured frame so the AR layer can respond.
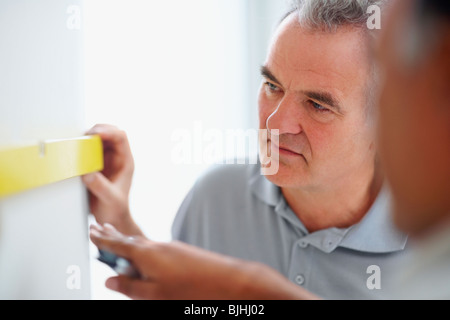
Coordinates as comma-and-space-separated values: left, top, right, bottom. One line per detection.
82, 124, 143, 236
90, 224, 319, 300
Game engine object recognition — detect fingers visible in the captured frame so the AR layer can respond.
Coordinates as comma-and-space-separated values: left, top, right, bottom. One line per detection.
84, 124, 134, 187
82, 172, 117, 204
90, 224, 137, 260
85, 124, 133, 161
106, 276, 159, 300
103, 223, 123, 237
85, 124, 122, 143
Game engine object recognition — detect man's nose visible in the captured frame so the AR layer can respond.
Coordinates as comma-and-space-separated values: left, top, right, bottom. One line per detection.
266, 95, 303, 136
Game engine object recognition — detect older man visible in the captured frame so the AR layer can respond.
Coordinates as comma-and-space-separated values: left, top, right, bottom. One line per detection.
85, 0, 407, 299
171, 0, 406, 299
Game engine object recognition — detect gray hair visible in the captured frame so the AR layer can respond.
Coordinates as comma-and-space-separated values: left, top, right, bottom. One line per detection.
286, 0, 387, 32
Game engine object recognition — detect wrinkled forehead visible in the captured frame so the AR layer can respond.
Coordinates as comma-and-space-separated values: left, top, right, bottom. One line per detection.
266, 14, 371, 100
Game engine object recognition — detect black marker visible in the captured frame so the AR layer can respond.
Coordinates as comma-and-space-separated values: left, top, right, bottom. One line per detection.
97, 249, 141, 279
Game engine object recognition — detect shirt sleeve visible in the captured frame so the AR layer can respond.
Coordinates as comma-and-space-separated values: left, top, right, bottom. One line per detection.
171, 181, 204, 246
171, 164, 253, 249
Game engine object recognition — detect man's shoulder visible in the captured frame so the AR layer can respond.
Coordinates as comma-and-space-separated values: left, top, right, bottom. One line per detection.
193, 163, 260, 194
172, 163, 267, 241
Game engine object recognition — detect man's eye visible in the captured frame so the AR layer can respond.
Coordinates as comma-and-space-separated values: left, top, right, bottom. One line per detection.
265, 82, 279, 92
310, 101, 329, 112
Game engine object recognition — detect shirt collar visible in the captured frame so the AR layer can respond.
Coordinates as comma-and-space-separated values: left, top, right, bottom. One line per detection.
338, 187, 408, 253
249, 167, 408, 254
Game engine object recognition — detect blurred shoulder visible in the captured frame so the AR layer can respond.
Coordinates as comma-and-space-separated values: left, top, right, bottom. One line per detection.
193, 162, 260, 194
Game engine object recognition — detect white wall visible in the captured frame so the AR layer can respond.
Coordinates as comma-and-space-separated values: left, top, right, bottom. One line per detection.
0, 0, 90, 299
0, 179, 91, 299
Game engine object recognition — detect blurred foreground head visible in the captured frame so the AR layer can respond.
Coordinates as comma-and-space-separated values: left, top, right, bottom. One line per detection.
378, 0, 450, 236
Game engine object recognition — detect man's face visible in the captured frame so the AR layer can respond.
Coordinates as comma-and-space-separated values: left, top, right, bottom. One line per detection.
258, 14, 375, 190
377, 1, 450, 235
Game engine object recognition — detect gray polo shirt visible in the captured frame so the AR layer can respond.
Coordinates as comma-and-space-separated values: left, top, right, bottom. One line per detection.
172, 163, 408, 299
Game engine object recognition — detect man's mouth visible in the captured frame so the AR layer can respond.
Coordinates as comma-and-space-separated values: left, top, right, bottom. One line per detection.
270, 140, 303, 157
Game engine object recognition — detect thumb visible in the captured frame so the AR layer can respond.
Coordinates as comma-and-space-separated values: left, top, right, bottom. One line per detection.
82, 172, 116, 203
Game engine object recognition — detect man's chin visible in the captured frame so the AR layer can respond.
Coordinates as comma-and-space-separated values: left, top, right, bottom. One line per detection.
263, 162, 310, 189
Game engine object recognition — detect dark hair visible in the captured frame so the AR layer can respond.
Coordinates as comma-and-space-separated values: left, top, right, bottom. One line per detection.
419, 0, 450, 20
407, 0, 450, 65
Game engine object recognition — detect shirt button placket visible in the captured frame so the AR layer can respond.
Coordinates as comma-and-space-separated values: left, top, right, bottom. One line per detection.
289, 238, 310, 288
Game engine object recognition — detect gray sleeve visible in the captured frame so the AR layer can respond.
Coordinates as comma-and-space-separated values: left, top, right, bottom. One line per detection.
171, 181, 205, 246
171, 164, 254, 249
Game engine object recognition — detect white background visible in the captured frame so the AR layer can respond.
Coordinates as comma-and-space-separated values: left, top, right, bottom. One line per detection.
82, 0, 287, 299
